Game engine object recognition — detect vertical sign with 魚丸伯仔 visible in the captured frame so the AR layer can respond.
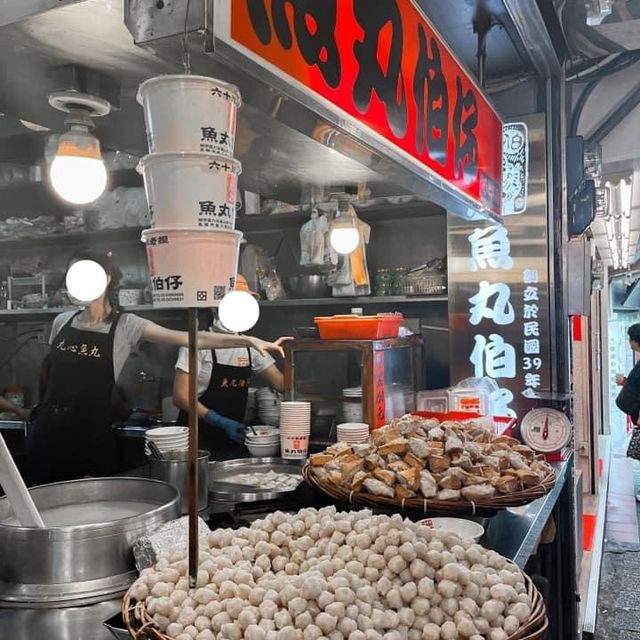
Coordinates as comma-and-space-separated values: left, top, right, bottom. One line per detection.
215, 0, 503, 216
448, 114, 551, 418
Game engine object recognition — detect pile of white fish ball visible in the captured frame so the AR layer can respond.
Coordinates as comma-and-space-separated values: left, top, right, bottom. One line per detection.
129, 507, 533, 640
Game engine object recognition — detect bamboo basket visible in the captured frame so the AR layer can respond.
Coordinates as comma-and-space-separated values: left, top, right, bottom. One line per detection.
122, 567, 548, 640
303, 463, 556, 516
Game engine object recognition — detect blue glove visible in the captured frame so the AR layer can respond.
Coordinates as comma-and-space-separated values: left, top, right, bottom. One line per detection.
203, 410, 245, 444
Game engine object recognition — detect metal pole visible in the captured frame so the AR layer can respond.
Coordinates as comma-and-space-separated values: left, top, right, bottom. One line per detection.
187, 307, 198, 587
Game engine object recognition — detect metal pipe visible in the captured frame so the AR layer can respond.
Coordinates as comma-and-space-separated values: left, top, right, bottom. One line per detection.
187, 308, 198, 587
585, 84, 640, 147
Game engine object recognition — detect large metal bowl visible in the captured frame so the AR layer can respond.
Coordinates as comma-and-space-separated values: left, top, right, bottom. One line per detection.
0, 477, 179, 607
285, 275, 330, 299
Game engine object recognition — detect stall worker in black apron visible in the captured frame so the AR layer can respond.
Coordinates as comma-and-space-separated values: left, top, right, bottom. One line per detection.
172, 276, 285, 460
26, 254, 288, 486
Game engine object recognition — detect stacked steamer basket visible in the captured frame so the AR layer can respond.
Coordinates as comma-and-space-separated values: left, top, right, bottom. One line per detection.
279, 401, 311, 459
137, 75, 243, 308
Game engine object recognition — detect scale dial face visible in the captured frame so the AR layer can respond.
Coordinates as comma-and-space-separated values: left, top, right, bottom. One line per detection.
520, 408, 572, 453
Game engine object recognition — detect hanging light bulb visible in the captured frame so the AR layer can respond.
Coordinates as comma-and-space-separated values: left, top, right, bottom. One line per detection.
47, 91, 111, 205
66, 260, 108, 303
218, 291, 260, 333
50, 129, 107, 204
329, 193, 360, 255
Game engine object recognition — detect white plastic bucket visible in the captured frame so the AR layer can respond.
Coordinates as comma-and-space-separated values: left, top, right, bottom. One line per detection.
138, 153, 241, 230
141, 228, 242, 308
137, 75, 241, 155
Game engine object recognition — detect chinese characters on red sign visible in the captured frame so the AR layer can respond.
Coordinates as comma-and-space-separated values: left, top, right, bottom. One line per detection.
228, 0, 503, 215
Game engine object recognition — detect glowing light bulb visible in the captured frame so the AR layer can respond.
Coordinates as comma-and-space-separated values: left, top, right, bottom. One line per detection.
218, 291, 260, 333
66, 260, 108, 303
49, 129, 107, 205
330, 227, 360, 255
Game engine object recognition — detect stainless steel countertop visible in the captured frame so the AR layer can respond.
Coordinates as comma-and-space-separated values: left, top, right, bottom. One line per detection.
0, 458, 571, 638
483, 457, 572, 568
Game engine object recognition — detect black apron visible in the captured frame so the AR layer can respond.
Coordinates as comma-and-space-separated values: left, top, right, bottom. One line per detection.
177, 348, 251, 460
26, 311, 121, 485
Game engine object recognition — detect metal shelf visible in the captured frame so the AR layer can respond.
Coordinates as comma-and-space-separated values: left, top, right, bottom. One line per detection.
236, 200, 444, 233
0, 227, 144, 251
261, 295, 447, 307
0, 296, 447, 321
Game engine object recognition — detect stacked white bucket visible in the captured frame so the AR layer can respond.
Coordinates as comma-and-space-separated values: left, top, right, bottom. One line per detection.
137, 75, 243, 308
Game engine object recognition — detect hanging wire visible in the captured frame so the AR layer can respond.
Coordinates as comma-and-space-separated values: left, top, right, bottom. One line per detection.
182, 0, 193, 74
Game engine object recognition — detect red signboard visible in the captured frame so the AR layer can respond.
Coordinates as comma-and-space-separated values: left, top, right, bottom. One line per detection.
226, 0, 503, 215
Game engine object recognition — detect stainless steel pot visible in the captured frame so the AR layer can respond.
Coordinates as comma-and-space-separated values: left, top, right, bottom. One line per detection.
285, 275, 330, 298
0, 477, 179, 608
148, 450, 209, 514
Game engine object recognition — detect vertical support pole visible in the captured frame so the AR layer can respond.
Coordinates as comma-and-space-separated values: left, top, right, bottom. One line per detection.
188, 307, 199, 587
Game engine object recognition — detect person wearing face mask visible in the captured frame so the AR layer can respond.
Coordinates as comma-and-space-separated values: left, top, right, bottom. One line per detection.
172, 275, 287, 459
27, 255, 288, 485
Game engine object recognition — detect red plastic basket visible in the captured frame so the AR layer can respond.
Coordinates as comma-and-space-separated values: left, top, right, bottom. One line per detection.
314, 314, 403, 340
412, 411, 516, 436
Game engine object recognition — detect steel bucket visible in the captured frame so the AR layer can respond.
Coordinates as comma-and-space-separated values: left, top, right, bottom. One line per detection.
0, 477, 179, 608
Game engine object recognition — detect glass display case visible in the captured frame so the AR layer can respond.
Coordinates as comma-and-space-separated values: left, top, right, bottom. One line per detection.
283, 336, 423, 448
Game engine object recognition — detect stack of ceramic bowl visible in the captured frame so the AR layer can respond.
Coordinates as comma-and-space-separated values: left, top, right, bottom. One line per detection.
145, 426, 189, 455
244, 425, 280, 457
256, 387, 281, 427
279, 401, 311, 460
137, 74, 244, 309
342, 387, 363, 422
336, 422, 370, 445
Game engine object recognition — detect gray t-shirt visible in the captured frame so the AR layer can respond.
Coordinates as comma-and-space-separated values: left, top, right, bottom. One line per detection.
49, 311, 151, 380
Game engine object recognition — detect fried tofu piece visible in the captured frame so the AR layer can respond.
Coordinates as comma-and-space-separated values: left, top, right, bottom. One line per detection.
394, 484, 417, 500
404, 452, 426, 471
310, 454, 334, 467
461, 484, 496, 500
378, 437, 409, 457
515, 469, 540, 487
419, 470, 438, 498
437, 488, 461, 501
351, 470, 369, 492
427, 454, 451, 474
388, 460, 410, 473
493, 475, 520, 494
372, 425, 401, 446
397, 467, 420, 491
438, 474, 462, 490
341, 456, 364, 482
363, 478, 394, 498
373, 468, 396, 486
408, 437, 431, 459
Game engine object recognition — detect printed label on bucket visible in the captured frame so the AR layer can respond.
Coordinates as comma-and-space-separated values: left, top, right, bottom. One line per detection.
197, 200, 234, 229
199, 125, 234, 156
150, 274, 185, 305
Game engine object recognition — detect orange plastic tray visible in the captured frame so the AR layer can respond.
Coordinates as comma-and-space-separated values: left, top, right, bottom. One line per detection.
314, 314, 403, 340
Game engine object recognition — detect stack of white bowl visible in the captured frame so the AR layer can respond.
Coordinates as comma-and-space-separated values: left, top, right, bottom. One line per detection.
256, 387, 281, 427
145, 426, 189, 455
244, 425, 280, 457
336, 422, 370, 445
342, 387, 363, 422
136, 74, 244, 309
279, 402, 311, 460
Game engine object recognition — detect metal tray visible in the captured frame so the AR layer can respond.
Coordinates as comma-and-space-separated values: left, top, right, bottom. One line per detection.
208, 457, 305, 503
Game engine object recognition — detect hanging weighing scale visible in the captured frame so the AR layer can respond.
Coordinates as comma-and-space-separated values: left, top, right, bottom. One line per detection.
520, 408, 572, 460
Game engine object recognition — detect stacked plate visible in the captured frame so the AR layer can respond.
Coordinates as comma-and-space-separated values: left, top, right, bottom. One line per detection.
280, 401, 311, 460
337, 422, 370, 445
257, 387, 281, 427
145, 426, 189, 455
342, 387, 363, 423
245, 426, 280, 457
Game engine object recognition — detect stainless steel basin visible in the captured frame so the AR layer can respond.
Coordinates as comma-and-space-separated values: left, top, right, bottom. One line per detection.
0, 477, 179, 607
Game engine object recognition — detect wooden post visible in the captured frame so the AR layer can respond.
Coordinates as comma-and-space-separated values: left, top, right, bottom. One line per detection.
188, 307, 199, 587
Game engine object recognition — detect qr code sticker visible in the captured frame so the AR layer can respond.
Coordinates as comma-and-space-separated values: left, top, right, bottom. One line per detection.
213, 286, 226, 301
196, 291, 208, 302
